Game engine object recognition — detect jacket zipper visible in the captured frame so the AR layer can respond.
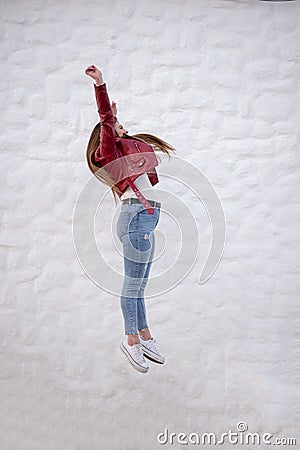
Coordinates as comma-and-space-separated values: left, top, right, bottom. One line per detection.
126, 141, 143, 173
134, 141, 146, 167
134, 141, 141, 152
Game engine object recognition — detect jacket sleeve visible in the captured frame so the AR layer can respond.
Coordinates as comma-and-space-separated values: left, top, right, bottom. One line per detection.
93, 83, 119, 165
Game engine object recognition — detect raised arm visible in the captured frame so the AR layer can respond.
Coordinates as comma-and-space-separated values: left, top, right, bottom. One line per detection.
85, 65, 119, 165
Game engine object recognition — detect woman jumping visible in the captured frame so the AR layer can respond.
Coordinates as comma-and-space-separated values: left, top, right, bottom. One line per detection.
85, 65, 176, 373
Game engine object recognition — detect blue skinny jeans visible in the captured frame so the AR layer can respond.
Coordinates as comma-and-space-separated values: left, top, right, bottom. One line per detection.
116, 200, 160, 335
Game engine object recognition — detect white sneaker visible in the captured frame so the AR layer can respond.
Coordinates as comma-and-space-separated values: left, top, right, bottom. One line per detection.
120, 340, 149, 373
139, 336, 165, 364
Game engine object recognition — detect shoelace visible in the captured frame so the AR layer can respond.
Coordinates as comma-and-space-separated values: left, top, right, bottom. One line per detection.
131, 343, 146, 364
143, 338, 159, 353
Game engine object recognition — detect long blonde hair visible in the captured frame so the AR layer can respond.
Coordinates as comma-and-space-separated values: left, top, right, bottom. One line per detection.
86, 122, 176, 205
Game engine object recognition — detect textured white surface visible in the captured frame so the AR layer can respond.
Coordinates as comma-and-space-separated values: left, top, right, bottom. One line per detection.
1, 0, 300, 449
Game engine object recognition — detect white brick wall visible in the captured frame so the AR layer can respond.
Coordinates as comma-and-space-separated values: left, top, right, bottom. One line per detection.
1, 0, 299, 449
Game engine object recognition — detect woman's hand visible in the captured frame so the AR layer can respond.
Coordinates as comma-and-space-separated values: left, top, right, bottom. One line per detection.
85, 65, 103, 85
111, 101, 117, 116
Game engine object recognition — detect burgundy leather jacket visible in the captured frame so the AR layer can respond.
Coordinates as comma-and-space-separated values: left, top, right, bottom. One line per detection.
92, 83, 159, 198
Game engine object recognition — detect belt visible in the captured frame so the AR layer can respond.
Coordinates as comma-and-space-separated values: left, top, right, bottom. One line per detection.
121, 197, 161, 209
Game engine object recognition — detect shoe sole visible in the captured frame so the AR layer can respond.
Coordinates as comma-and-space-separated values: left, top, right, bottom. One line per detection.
141, 347, 165, 364
120, 343, 149, 373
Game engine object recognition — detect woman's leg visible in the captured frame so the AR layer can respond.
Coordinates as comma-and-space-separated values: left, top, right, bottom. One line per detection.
119, 209, 154, 343
117, 204, 160, 344
120, 252, 146, 341
137, 231, 156, 339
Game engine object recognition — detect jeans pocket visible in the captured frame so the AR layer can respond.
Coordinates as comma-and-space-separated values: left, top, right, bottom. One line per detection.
138, 208, 160, 232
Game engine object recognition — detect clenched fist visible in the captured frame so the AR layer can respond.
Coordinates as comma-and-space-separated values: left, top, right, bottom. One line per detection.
85, 65, 103, 84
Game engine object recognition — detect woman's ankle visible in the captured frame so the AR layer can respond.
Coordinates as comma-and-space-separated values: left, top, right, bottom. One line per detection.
127, 334, 140, 345
138, 328, 152, 340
